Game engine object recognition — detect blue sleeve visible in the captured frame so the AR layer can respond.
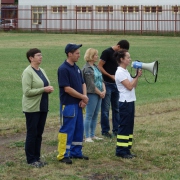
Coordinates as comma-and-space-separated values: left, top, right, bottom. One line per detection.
58, 67, 70, 88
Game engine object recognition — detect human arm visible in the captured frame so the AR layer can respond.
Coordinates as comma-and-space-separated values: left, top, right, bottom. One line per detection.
95, 82, 106, 98
98, 60, 115, 81
22, 70, 45, 97
64, 85, 88, 104
121, 69, 142, 90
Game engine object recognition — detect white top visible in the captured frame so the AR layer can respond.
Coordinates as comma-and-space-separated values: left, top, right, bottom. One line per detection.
115, 67, 136, 102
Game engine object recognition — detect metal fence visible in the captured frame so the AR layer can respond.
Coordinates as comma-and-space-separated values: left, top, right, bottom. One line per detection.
3, 5, 180, 35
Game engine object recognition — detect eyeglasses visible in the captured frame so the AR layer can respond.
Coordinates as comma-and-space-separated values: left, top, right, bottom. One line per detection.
35, 54, 42, 57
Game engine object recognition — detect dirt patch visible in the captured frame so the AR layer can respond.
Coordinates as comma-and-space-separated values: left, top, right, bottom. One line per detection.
0, 128, 56, 164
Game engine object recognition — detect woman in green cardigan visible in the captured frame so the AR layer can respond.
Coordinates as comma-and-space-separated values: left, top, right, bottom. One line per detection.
22, 48, 54, 168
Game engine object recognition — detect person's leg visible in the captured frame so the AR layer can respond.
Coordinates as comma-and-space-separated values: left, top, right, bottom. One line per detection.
34, 112, 47, 161
90, 96, 102, 138
84, 94, 98, 139
25, 112, 41, 164
70, 105, 84, 157
128, 102, 135, 154
111, 84, 119, 135
100, 83, 111, 135
57, 104, 77, 160
116, 101, 131, 157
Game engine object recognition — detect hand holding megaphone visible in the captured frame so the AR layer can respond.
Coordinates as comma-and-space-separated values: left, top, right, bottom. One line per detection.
137, 69, 142, 77
131, 60, 159, 83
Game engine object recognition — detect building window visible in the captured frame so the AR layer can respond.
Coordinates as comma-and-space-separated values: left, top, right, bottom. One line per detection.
51, 6, 67, 13
32, 6, 46, 24
172, 6, 179, 13
76, 6, 92, 13
96, 6, 113, 13
144, 6, 162, 13
122, 6, 139, 13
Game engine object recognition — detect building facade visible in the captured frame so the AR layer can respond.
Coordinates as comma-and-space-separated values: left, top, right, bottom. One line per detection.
17, 0, 180, 33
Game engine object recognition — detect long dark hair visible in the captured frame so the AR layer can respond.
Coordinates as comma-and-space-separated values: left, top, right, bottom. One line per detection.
114, 49, 128, 64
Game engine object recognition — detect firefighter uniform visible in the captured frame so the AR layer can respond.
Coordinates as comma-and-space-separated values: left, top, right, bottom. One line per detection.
115, 66, 137, 158
57, 59, 85, 161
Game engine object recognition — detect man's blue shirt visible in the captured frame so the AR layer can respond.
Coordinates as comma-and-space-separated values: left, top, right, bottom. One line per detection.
58, 60, 84, 105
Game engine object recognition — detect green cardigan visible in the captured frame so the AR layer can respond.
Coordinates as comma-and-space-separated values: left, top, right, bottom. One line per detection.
22, 65, 50, 112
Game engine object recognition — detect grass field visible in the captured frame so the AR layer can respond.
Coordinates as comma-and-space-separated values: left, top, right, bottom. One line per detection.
0, 32, 180, 180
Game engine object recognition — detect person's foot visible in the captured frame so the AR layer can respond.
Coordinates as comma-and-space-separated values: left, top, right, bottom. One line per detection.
38, 160, 48, 166
59, 157, 72, 164
70, 155, 89, 160
29, 161, 43, 168
85, 138, 94, 142
102, 132, 112, 138
116, 154, 133, 159
91, 136, 103, 140
129, 153, 137, 157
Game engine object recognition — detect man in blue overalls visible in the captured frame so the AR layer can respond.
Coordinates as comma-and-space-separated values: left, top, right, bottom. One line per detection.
57, 43, 89, 164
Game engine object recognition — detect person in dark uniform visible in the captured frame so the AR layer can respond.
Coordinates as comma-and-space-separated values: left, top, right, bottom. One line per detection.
114, 49, 142, 159
98, 40, 129, 138
57, 43, 89, 164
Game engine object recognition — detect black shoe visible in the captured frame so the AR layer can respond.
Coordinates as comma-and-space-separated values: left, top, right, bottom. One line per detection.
130, 153, 137, 157
38, 160, 48, 166
102, 132, 112, 138
29, 161, 43, 168
70, 155, 89, 160
116, 154, 133, 159
59, 157, 72, 164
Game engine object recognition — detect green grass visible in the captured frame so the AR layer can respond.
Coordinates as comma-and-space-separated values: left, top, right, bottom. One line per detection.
0, 32, 180, 180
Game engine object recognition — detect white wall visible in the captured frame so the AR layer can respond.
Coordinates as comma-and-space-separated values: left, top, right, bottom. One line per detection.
19, 0, 180, 6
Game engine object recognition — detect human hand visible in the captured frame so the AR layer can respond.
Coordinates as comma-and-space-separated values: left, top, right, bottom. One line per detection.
82, 95, 89, 104
100, 91, 106, 98
44, 86, 54, 93
137, 69, 142, 77
110, 75, 115, 81
79, 100, 87, 108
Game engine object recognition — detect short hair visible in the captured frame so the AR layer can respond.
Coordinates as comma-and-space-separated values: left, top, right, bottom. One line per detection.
84, 48, 98, 62
117, 40, 130, 50
114, 49, 128, 64
26, 48, 41, 63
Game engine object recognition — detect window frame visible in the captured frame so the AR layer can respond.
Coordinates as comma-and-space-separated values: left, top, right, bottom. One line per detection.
76, 6, 92, 13
51, 6, 67, 13
96, 6, 113, 13
32, 6, 46, 25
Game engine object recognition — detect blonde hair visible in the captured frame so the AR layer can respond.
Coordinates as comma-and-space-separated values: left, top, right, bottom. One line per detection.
84, 48, 98, 62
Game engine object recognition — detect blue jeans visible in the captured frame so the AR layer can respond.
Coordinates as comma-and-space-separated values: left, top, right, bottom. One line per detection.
84, 94, 102, 138
100, 82, 119, 134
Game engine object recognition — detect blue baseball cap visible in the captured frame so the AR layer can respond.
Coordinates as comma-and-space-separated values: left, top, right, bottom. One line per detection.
65, 43, 82, 54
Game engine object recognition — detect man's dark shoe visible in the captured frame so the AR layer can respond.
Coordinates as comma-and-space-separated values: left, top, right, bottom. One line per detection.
102, 132, 112, 138
59, 157, 72, 164
116, 154, 133, 159
70, 155, 89, 160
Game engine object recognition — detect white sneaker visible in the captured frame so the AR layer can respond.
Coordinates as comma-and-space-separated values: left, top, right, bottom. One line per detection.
85, 138, 94, 142
91, 136, 103, 140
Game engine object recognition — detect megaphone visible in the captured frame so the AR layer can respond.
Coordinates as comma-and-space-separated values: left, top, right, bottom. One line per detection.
131, 60, 159, 83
